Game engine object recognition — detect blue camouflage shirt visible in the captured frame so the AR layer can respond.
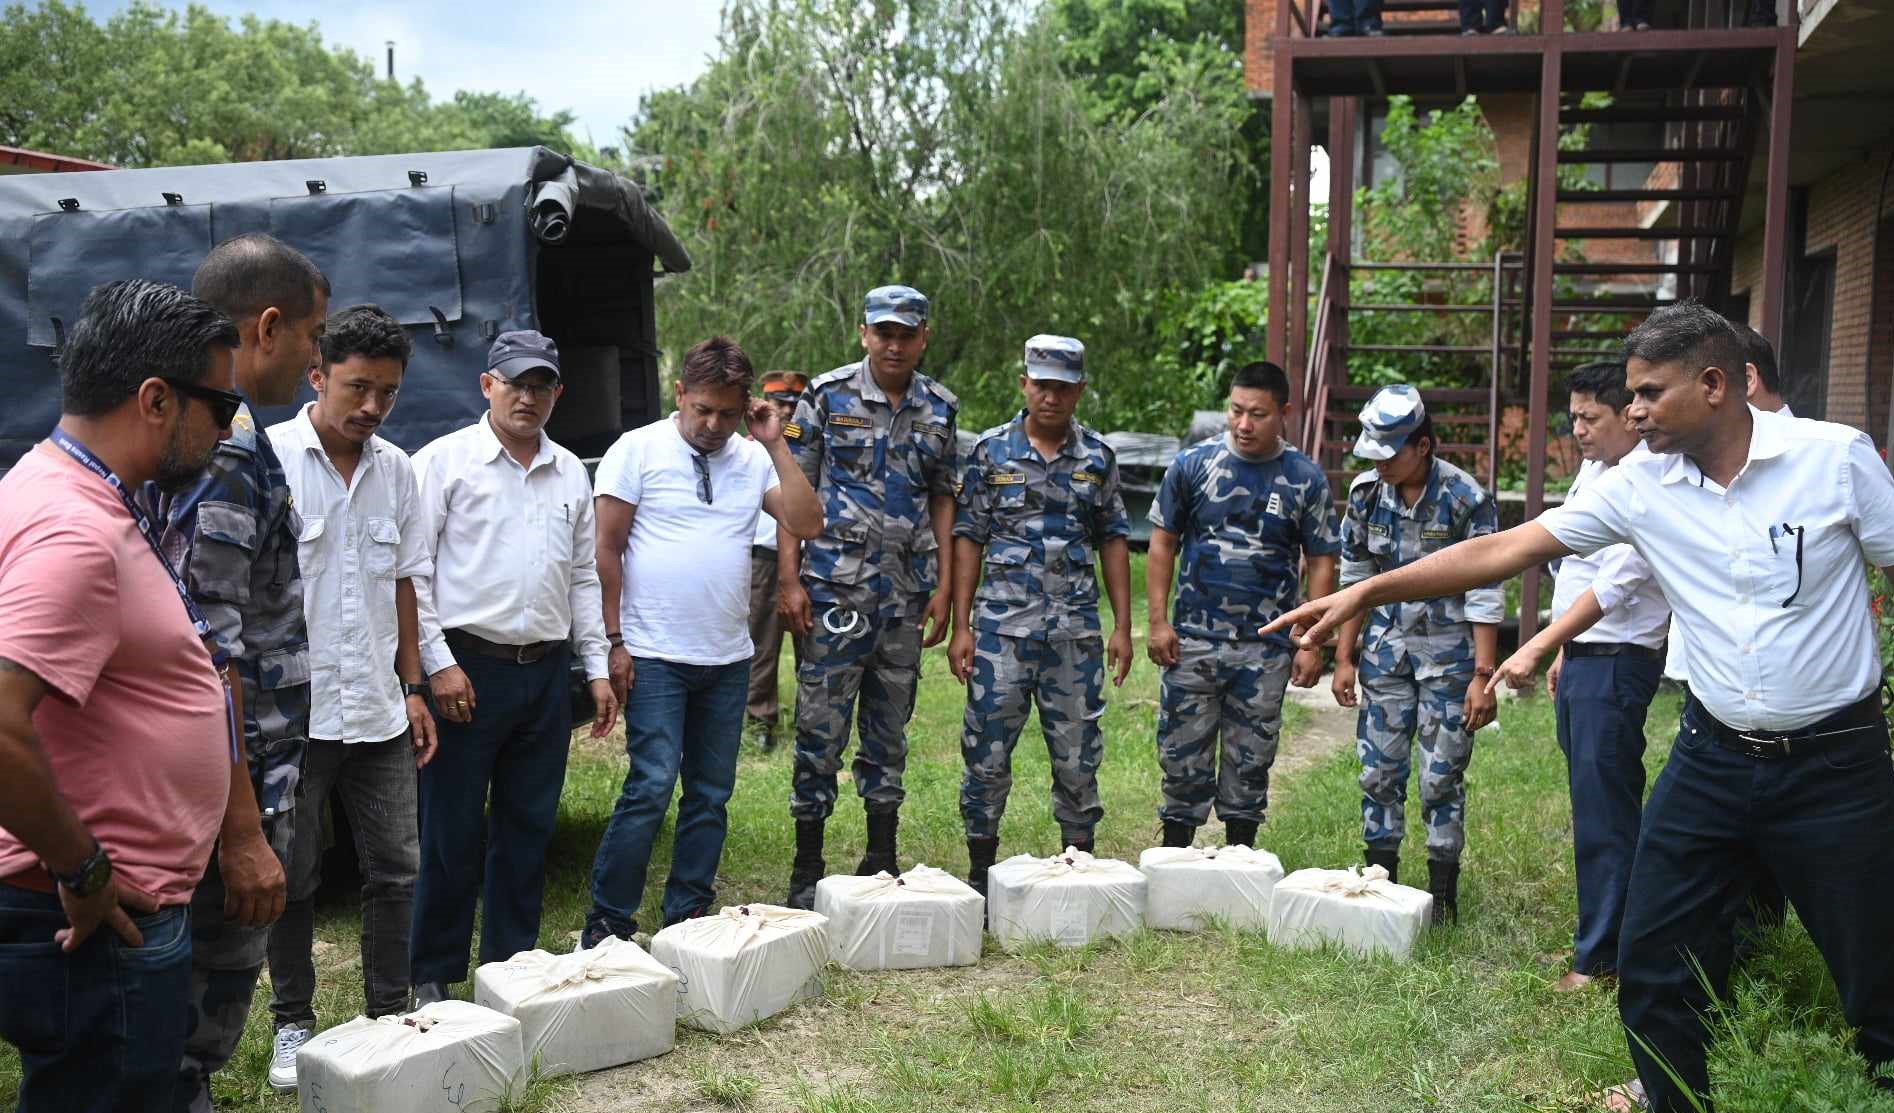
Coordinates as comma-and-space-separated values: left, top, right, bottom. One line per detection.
1151, 435, 1342, 648
954, 411, 1131, 640
148, 403, 310, 821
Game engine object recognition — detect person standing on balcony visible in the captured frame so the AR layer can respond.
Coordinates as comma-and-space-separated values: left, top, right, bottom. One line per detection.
1145, 361, 1340, 852
1262, 301, 1894, 1113
1460, 0, 1511, 34
1484, 361, 1669, 993
746, 371, 811, 751
1325, 0, 1384, 37
1333, 385, 1502, 923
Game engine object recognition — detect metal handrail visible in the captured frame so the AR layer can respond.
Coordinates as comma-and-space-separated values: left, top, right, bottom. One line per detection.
1303, 256, 1340, 454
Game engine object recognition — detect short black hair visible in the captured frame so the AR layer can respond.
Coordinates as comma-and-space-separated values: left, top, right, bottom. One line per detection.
1621, 300, 1746, 385
60, 279, 239, 417
319, 305, 412, 369
1566, 360, 1632, 411
192, 233, 329, 324
680, 335, 756, 392
1409, 412, 1436, 457
1230, 361, 1290, 406
1732, 321, 1781, 395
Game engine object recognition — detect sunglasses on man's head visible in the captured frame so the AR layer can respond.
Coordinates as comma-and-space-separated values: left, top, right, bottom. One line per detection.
163, 377, 245, 429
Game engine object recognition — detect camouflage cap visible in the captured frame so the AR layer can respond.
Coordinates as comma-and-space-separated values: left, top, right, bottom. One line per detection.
864, 285, 930, 327
1352, 384, 1426, 461
1024, 334, 1085, 383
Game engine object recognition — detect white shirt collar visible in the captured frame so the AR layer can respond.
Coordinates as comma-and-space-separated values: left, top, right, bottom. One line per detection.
475, 413, 557, 472
1658, 407, 1789, 487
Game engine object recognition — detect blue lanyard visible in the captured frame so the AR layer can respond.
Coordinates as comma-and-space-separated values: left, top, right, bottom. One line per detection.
48, 429, 239, 760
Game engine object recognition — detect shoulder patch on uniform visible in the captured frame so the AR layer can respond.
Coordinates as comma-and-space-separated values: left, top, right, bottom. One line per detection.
828, 414, 872, 429
913, 421, 949, 438
988, 470, 1027, 486
921, 376, 959, 408
1072, 470, 1101, 484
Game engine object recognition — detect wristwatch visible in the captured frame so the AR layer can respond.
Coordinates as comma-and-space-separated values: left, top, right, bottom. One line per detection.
48, 840, 113, 899
402, 682, 428, 699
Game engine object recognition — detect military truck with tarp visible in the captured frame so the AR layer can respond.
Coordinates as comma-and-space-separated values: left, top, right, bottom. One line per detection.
0, 145, 690, 469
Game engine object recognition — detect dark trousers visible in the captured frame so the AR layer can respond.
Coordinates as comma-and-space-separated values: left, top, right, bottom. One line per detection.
268, 732, 419, 1026
588, 657, 747, 936
746, 546, 801, 731
411, 646, 572, 985
1327, 0, 1383, 33
1555, 652, 1661, 976
1618, 694, 1894, 1112
1459, 0, 1508, 30
0, 887, 192, 1113
1619, 0, 1655, 25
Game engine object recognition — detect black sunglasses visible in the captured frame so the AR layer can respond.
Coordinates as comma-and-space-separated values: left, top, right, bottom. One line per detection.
691, 453, 713, 505
163, 377, 244, 429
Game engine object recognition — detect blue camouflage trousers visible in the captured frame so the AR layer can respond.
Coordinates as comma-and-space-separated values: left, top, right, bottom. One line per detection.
1156, 636, 1293, 827
790, 606, 922, 820
960, 631, 1105, 840
1357, 666, 1476, 862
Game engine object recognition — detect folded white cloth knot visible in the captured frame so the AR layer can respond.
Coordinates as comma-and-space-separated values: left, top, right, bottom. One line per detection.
380, 1013, 438, 1033
1320, 864, 1394, 898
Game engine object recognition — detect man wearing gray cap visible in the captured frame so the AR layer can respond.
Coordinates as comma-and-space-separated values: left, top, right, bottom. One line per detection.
406, 330, 618, 1006
779, 284, 959, 907
948, 335, 1132, 887
1333, 384, 1501, 922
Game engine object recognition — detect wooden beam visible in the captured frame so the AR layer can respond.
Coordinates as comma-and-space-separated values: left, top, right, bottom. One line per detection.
1366, 58, 1387, 98
1758, 27, 1794, 352
1327, 96, 1357, 391
1521, 2, 1564, 645
1268, 51, 1294, 367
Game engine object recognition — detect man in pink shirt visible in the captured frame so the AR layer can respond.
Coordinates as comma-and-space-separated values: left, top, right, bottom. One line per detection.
0, 279, 240, 1113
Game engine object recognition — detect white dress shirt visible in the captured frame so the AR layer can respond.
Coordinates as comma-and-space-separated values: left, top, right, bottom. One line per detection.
1542, 407, 1894, 730
595, 416, 781, 666
411, 415, 610, 682
268, 405, 430, 744
1551, 451, 1671, 649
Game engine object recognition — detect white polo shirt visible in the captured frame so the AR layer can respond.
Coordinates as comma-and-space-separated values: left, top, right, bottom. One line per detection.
1551, 451, 1670, 650
1541, 407, 1894, 730
267, 405, 430, 743
595, 416, 781, 666
411, 415, 611, 681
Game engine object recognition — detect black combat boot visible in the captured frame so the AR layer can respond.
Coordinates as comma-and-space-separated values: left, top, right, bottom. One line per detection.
1161, 821, 1196, 848
1428, 859, 1460, 925
966, 836, 1000, 898
1061, 832, 1095, 856
1365, 846, 1400, 886
856, 809, 900, 876
1224, 819, 1259, 848
786, 819, 825, 910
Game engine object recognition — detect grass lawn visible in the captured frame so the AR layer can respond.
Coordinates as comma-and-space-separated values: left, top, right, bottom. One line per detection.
4, 554, 1891, 1111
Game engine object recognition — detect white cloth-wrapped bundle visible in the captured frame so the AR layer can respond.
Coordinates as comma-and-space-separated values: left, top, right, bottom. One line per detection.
471, 936, 678, 1077
1137, 844, 1285, 931
295, 1000, 524, 1113
1266, 865, 1433, 960
650, 904, 828, 1034
814, 865, 984, 970
986, 847, 1146, 950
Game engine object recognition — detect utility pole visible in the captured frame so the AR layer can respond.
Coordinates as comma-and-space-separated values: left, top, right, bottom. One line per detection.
386, 41, 396, 80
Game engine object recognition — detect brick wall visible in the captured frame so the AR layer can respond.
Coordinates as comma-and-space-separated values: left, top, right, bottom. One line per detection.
1804, 150, 1891, 433
1247, 0, 1277, 96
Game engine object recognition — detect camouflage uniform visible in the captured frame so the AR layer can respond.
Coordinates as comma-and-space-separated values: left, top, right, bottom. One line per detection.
1341, 456, 1501, 863
148, 402, 309, 1110
783, 360, 958, 820
1149, 436, 1341, 827
956, 410, 1130, 840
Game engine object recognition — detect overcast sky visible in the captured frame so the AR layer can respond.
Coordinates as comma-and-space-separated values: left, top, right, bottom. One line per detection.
90, 0, 725, 146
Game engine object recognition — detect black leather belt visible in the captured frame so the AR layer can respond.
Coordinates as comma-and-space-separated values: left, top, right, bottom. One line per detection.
1564, 642, 1665, 661
446, 628, 562, 665
1689, 691, 1886, 760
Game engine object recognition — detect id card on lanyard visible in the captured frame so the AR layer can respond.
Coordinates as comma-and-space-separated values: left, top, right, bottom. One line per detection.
49, 429, 241, 762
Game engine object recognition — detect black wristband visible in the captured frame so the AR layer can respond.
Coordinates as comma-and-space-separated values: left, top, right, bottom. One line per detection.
608, 633, 625, 647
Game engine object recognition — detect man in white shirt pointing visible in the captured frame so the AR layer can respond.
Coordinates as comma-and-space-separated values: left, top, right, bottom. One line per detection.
1264, 301, 1894, 1112
407, 331, 617, 1006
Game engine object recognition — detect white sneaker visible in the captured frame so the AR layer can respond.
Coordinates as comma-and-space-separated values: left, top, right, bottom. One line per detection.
268, 1024, 311, 1091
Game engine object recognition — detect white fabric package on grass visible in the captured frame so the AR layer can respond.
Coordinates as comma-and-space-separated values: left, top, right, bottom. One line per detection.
295, 1000, 524, 1113
650, 904, 829, 1034
814, 865, 984, 970
472, 936, 678, 1077
1137, 844, 1285, 931
986, 847, 1146, 950
1266, 865, 1433, 961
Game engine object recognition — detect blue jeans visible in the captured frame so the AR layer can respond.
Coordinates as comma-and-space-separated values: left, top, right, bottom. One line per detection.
1618, 694, 1894, 1112
588, 657, 747, 936
0, 887, 193, 1113
1327, 0, 1383, 33
1554, 652, 1661, 975
412, 646, 572, 984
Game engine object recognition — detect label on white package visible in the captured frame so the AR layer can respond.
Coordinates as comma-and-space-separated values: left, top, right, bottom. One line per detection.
1051, 905, 1088, 945
893, 908, 934, 957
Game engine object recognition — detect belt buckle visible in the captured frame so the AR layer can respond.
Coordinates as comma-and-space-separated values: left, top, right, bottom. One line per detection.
515, 644, 533, 665
1735, 731, 1788, 759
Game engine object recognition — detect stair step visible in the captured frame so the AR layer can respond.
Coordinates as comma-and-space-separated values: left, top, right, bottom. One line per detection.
1328, 386, 1491, 405
1555, 226, 1733, 240
1560, 105, 1746, 124
1554, 330, 1631, 340
1380, 20, 1465, 34
1351, 302, 1497, 313
1557, 188, 1740, 203
1559, 147, 1744, 164
1343, 344, 1495, 355
1552, 262, 1719, 275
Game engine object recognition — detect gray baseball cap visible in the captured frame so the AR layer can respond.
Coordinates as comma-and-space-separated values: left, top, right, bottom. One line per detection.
1024, 334, 1086, 383
488, 329, 561, 381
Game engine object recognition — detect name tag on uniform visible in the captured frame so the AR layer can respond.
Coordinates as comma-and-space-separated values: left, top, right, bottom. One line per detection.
1072, 471, 1101, 485
828, 414, 872, 429
1367, 523, 1391, 538
1265, 492, 1284, 516
913, 421, 948, 438
1421, 527, 1452, 541
988, 471, 1027, 485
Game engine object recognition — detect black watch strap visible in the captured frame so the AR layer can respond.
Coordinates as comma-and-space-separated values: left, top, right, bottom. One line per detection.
49, 840, 112, 898
402, 682, 428, 699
